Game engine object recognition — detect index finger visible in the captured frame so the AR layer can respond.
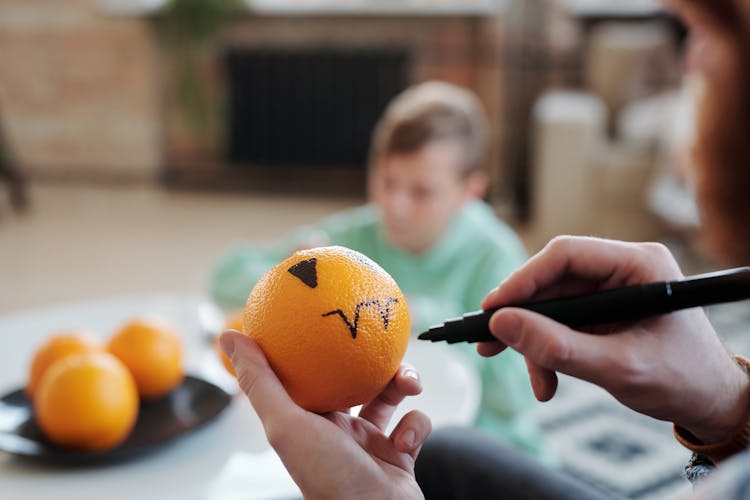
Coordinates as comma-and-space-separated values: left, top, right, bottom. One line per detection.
481, 237, 682, 310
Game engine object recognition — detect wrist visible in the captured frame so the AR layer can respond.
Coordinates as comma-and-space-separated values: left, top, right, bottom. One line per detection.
674, 355, 750, 462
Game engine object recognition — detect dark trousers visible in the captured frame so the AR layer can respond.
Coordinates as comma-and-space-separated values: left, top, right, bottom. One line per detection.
415, 427, 620, 500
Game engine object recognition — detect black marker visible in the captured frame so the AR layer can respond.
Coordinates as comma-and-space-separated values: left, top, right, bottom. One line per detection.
418, 267, 750, 344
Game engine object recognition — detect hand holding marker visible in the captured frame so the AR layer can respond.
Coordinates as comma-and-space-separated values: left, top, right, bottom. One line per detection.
419, 267, 750, 344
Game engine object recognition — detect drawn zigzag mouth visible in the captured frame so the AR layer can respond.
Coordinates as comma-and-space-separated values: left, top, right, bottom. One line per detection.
321, 297, 399, 339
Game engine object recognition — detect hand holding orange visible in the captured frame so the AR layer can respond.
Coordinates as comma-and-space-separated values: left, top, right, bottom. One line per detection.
243, 246, 410, 413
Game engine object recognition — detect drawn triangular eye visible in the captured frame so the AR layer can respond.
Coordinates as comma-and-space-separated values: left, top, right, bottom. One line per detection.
288, 258, 318, 288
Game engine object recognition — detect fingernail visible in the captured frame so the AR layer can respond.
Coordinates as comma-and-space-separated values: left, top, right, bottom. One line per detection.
402, 368, 419, 381
219, 334, 236, 358
403, 429, 416, 448
491, 312, 521, 345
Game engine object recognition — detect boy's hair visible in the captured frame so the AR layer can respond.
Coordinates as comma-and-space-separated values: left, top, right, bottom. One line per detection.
369, 81, 489, 177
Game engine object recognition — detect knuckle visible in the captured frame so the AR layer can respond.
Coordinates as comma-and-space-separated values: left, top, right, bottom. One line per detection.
618, 346, 647, 382
608, 345, 647, 391
636, 242, 682, 279
641, 242, 671, 260
377, 389, 402, 407
520, 323, 571, 369
546, 235, 575, 253
539, 339, 571, 369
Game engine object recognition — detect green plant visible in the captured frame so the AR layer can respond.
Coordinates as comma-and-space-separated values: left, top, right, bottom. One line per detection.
158, 0, 243, 142
161, 0, 242, 46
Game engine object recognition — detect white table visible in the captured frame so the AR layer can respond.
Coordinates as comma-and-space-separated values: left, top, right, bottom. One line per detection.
0, 293, 479, 500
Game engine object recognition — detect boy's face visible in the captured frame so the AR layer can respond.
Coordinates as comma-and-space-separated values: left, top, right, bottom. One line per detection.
369, 140, 477, 255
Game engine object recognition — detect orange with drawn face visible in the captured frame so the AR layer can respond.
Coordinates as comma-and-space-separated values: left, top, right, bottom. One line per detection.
243, 246, 410, 413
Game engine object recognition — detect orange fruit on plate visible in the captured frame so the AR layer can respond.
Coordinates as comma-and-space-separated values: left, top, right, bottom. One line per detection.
26, 332, 101, 400
107, 318, 184, 399
243, 246, 410, 413
34, 351, 138, 452
215, 310, 242, 377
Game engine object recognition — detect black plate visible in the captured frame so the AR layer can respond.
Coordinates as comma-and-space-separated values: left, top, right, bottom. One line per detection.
0, 375, 231, 465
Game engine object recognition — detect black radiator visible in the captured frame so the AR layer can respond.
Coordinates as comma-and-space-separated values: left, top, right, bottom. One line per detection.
225, 48, 410, 168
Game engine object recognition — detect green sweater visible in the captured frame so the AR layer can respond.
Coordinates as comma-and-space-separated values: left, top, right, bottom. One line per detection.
211, 200, 546, 458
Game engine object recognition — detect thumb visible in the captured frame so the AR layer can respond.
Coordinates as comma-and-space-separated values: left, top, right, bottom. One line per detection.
489, 308, 617, 385
220, 330, 300, 424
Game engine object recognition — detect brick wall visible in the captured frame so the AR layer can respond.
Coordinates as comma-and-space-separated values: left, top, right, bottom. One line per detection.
0, 0, 161, 179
